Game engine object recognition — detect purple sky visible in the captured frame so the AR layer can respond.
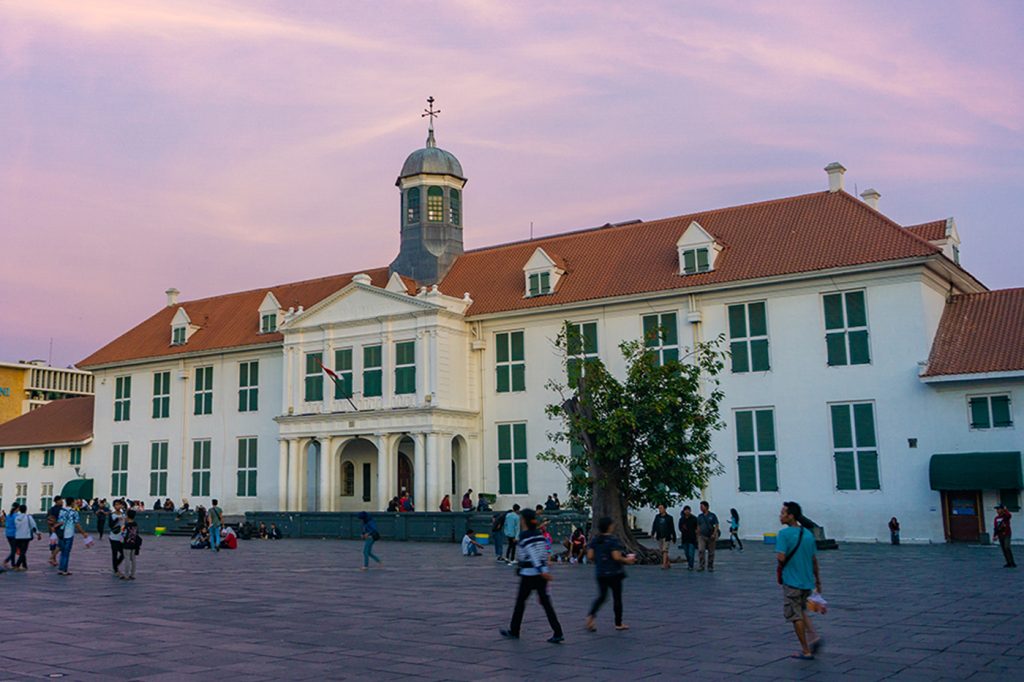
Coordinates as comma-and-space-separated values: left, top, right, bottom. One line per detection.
2, 1, 1022, 368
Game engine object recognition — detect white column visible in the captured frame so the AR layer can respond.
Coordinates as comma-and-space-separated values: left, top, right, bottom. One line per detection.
413, 433, 426, 510
319, 436, 333, 512
428, 329, 439, 404
375, 433, 390, 510
287, 439, 300, 511
439, 434, 453, 500
426, 432, 440, 511
277, 439, 289, 510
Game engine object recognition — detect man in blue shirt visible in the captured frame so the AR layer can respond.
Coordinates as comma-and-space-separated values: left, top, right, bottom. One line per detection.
775, 501, 822, 659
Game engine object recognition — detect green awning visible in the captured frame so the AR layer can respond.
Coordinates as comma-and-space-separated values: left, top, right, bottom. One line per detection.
60, 478, 94, 501
929, 452, 1022, 491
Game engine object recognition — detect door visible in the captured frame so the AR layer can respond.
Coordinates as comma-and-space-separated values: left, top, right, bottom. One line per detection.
398, 453, 413, 500
945, 490, 982, 542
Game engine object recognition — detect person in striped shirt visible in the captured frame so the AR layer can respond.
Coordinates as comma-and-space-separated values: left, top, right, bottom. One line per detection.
500, 508, 564, 643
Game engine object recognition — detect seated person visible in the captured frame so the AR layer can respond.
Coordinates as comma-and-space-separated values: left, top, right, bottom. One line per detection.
191, 528, 211, 549
461, 529, 484, 556
569, 527, 587, 563
153, 498, 163, 510
268, 523, 283, 540
258, 522, 269, 539
476, 494, 491, 512
220, 526, 238, 550
163, 498, 175, 512
386, 497, 399, 512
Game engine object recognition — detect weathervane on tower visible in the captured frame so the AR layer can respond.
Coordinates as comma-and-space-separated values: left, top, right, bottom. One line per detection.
422, 96, 440, 147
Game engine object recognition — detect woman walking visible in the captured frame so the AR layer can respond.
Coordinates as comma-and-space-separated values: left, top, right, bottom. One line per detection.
358, 511, 382, 570
13, 504, 41, 571
122, 510, 140, 580
729, 508, 743, 551
109, 500, 127, 578
3, 502, 18, 569
585, 517, 636, 632
500, 509, 564, 643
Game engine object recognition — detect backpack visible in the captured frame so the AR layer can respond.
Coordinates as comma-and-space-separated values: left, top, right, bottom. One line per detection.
123, 524, 143, 551
109, 517, 122, 535
491, 512, 507, 533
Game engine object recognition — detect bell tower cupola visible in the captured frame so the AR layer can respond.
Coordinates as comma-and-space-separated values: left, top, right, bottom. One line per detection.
389, 97, 467, 285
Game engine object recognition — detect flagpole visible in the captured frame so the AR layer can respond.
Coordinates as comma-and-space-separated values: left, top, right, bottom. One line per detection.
320, 362, 359, 412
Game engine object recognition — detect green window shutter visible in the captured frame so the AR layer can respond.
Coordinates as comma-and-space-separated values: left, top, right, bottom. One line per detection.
496, 365, 510, 393
825, 332, 847, 366
396, 341, 415, 365
853, 403, 876, 447
498, 463, 512, 494
514, 462, 529, 494
738, 455, 757, 492
755, 409, 775, 451
237, 470, 245, 497
364, 345, 382, 368
857, 451, 880, 490
683, 249, 696, 274
696, 248, 710, 271
540, 271, 550, 293
529, 273, 539, 296
835, 452, 857, 490
582, 323, 598, 355
513, 423, 527, 460
823, 293, 844, 330
730, 341, 750, 373
643, 315, 659, 346
150, 444, 158, 470
336, 349, 352, 372
661, 313, 678, 345
750, 339, 770, 371
848, 330, 870, 365
748, 302, 767, 337
239, 363, 249, 387
238, 389, 247, 412
497, 424, 511, 460
510, 331, 525, 361
662, 347, 679, 364
510, 364, 526, 392
496, 333, 509, 363
991, 396, 1013, 427
19, 451, 29, 467
248, 387, 259, 411
845, 291, 867, 327
567, 358, 581, 387
150, 472, 159, 497
248, 470, 257, 497
728, 305, 746, 338
759, 455, 779, 492
395, 367, 415, 394
364, 370, 382, 397
999, 489, 1021, 512
969, 397, 990, 429
735, 411, 755, 452
831, 404, 853, 448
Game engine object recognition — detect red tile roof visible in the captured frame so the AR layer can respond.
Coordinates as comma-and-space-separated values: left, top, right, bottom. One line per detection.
79, 190, 944, 367
79, 268, 411, 368
906, 220, 947, 242
0, 397, 94, 449
440, 190, 939, 315
923, 288, 1024, 377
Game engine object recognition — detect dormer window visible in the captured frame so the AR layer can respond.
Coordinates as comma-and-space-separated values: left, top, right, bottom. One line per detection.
676, 221, 721, 275
172, 326, 186, 345
523, 247, 565, 298
170, 307, 198, 346
260, 314, 277, 333
257, 291, 283, 334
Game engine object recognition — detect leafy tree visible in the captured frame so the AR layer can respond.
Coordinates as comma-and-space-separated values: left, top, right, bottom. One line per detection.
540, 324, 726, 561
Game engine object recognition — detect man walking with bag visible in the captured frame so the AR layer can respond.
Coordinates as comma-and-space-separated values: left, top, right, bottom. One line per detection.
776, 501, 823, 660
696, 501, 719, 572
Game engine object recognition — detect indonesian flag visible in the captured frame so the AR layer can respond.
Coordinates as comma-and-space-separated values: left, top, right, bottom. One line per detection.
320, 362, 340, 382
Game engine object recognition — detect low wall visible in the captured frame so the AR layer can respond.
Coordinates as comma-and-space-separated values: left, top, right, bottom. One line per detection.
245, 510, 589, 543
33, 510, 196, 535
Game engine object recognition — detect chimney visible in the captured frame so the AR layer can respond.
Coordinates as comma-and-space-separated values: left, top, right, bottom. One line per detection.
824, 162, 846, 193
860, 188, 880, 210
165, 288, 180, 307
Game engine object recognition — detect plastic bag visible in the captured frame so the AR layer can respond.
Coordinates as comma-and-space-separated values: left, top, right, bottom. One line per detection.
807, 592, 828, 615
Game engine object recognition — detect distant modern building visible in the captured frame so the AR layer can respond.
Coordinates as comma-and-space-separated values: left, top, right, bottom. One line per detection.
0, 360, 94, 425
70, 119, 1022, 543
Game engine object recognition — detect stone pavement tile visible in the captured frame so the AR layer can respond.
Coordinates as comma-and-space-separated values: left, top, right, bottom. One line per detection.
947, 641, 1011, 655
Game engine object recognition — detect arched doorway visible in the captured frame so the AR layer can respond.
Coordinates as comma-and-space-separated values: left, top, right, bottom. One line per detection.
451, 435, 468, 497
397, 435, 415, 501
305, 440, 321, 512
338, 438, 378, 510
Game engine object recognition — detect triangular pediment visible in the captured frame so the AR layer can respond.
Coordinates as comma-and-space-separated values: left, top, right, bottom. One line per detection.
385, 272, 411, 294
258, 291, 282, 314
287, 282, 442, 330
171, 307, 192, 326
676, 220, 715, 247
524, 247, 557, 271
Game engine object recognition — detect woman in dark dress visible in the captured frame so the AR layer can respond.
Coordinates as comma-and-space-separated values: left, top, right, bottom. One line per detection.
585, 516, 636, 632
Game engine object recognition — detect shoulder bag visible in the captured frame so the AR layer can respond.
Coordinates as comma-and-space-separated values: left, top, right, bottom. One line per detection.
776, 527, 805, 585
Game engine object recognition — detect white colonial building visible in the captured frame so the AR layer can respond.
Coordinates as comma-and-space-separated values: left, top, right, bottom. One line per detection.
63, 125, 1022, 543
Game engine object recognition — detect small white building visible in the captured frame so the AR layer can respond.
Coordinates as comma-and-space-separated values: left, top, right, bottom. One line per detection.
69, 130, 1022, 543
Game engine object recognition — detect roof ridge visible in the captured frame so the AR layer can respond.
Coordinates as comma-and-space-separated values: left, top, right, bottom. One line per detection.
832, 191, 942, 255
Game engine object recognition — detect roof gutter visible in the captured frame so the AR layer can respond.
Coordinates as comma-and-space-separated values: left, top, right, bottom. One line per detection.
77, 341, 282, 372
0, 436, 93, 451
920, 370, 1024, 384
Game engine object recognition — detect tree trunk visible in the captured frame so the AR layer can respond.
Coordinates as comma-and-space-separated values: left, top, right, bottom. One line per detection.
590, 459, 660, 564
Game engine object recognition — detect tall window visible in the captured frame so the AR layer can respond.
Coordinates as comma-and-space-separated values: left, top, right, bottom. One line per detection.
566, 322, 599, 386
192, 439, 212, 496
0, 453, 4, 468
823, 291, 870, 366
43, 449, 55, 468
969, 395, 1013, 429
736, 408, 778, 492
406, 187, 420, 224
681, 247, 710, 274
239, 360, 259, 412
194, 366, 213, 415
495, 331, 526, 393
114, 375, 131, 421
643, 313, 679, 366
363, 345, 383, 397
15, 482, 27, 507
449, 188, 461, 225
260, 313, 277, 333
362, 462, 371, 502
237, 437, 258, 497
728, 302, 770, 372
497, 422, 529, 495
69, 447, 81, 466
18, 451, 29, 468
528, 272, 551, 296
831, 402, 880, 491
333, 349, 354, 399
112, 443, 129, 496
40, 483, 53, 512
152, 371, 170, 418
150, 441, 168, 496
342, 462, 355, 496
305, 352, 324, 401
395, 341, 416, 395
427, 186, 444, 222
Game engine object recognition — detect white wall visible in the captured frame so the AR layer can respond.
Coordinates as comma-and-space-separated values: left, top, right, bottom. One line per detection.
0, 443, 91, 512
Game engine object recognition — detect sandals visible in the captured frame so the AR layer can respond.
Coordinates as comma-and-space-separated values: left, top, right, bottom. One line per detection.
585, 616, 596, 632
615, 624, 630, 631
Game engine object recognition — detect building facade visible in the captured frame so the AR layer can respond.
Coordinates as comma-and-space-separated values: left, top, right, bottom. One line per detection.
0, 360, 94, 425
73, 129, 1021, 542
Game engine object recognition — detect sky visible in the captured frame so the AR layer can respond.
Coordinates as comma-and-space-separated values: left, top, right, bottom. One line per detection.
2, 1, 1022, 368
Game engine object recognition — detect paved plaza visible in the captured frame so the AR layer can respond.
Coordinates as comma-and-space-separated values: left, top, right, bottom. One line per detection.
1, 536, 1022, 680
